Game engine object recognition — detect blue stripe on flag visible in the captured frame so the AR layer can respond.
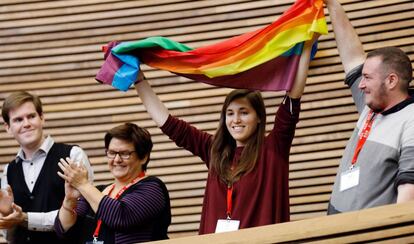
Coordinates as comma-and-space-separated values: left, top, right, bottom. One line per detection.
112, 53, 140, 91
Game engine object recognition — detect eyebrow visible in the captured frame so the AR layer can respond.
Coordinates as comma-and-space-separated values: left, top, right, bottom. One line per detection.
11, 112, 37, 120
108, 149, 134, 152
227, 106, 249, 110
232, 107, 249, 111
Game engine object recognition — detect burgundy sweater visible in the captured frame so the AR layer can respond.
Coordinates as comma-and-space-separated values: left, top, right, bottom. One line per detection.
161, 96, 300, 234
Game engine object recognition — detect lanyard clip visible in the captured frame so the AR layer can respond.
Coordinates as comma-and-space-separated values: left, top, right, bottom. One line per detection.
93, 236, 98, 243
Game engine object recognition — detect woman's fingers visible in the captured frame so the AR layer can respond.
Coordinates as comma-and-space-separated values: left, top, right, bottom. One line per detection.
57, 157, 88, 188
57, 171, 68, 181
58, 158, 80, 174
65, 157, 77, 167
58, 158, 76, 181
58, 158, 71, 171
64, 157, 84, 171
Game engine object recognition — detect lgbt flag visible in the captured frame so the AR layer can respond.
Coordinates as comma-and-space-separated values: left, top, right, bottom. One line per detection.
96, 0, 327, 91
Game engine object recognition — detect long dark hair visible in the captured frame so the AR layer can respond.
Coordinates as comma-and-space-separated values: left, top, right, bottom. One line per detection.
210, 89, 266, 183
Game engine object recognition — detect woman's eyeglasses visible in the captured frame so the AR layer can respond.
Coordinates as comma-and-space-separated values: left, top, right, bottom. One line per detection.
106, 150, 135, 159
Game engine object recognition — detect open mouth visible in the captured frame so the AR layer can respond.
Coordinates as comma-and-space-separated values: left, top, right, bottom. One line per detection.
232, 126, 245, 132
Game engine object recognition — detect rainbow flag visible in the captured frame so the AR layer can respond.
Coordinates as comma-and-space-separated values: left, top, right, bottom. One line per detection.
96, 0, 327, 91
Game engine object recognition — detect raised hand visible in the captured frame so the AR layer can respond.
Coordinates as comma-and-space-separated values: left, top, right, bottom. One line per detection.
58, 157, 89, 189
64, 180, 81, 200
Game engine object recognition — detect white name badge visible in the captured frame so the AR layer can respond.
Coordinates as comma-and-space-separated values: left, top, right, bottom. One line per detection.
340, 166, 360, 192
215, 219, 240, 233
86, 238, 104, 244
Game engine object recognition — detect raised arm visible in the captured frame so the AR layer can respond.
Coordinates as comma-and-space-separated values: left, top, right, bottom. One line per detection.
134, 72, 169, 127
57, 182, 79, 232
324, 0, 365, 73
58, 158, 103, 213
287, 38, 315, 99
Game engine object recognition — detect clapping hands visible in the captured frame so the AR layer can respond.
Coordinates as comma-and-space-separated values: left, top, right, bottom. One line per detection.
0, 187, 25, 229
58, 157, 89, 190
0, 185, 13, 216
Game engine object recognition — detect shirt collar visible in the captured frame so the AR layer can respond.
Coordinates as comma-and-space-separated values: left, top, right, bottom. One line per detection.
381, 92, 414, 116
16, 135, 54, 161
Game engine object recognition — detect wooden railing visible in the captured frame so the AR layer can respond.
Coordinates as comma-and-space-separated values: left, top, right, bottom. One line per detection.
151, 202, 414, 243
1, 202, 414, 243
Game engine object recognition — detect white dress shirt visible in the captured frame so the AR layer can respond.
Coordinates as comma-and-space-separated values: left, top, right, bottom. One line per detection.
1, 135, 94, 232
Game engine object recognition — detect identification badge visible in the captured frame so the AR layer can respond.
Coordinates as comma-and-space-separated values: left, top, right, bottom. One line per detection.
86, 238, 104, 244
340, 166, 360, 191
215, 219, 240, 233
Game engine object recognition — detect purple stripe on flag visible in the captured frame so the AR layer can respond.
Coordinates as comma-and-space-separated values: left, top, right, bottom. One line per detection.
96, 41, 123, 85
178, 55, 300, 91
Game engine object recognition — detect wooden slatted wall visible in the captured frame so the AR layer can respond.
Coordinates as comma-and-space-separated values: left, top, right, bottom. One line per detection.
0, 0, 413, 239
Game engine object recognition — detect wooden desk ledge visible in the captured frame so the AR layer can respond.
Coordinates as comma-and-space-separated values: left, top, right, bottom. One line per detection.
151, 202, 414, 244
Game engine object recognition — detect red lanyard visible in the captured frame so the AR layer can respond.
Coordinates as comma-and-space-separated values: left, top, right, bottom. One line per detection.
351, 110, 376, 166
92, 171, 145, 240
226, 183, 233, 219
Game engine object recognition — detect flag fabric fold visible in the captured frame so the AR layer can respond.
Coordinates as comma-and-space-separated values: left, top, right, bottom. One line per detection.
96, 0, 327, 91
